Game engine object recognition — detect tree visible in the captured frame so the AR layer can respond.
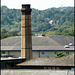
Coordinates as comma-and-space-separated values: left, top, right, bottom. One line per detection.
1, 6, 74, 36
1, 29, 7, 33
1, 33, 9, 39
62, 21, 72, 27
8, 29, 18, 36
59, 16, 66, 25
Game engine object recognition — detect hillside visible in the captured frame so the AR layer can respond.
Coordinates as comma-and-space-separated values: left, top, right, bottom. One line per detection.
1, 6, 74, 39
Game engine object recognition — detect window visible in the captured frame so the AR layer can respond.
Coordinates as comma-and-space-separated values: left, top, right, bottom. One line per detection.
42, 52, 45, 54
66, 51, 69, 54
54, 52, 57, 54
2, 51, 5, 54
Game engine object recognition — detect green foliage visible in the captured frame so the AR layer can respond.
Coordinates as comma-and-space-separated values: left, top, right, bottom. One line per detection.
8, 29, 18, 36
46, 56, 49, 58
1, 33, 9, 39
17, 31, 21, 36
1, 6, 74, 39
32, 32, 35, 36
1, 28, 19, 39
55, 52, 66, 58
1, 29, 7, 33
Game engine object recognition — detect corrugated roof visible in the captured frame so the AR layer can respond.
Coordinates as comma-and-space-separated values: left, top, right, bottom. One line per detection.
17, 53, 74, 66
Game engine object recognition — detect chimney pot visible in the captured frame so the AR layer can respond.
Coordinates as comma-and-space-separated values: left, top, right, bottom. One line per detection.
22, 4, 30, 9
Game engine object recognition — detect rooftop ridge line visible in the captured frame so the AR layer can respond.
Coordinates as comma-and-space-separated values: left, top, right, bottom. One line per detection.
47, 36, 61, 46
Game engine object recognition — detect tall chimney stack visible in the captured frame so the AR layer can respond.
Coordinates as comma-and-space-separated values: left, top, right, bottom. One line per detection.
21, 4, 32, 60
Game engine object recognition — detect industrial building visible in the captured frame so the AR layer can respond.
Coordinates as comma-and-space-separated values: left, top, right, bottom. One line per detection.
1, 36, 74, 58
1, 70, 74, 75
1, 4, 74, 72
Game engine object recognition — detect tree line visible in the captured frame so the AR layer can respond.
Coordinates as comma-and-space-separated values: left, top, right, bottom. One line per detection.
1, 6, 74, 39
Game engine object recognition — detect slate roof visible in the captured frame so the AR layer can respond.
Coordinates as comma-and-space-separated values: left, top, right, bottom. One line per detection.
1, 35, 74, 51
1, 35, 74, 46
1, 70, 74, 75
32, 36, 60, 46
1, 36, 21, 46
1, 46, 21, 50
17, 53, 74, 66
1, 46, 74, 51
49, 35, 74, 46
32, 46, 74, 51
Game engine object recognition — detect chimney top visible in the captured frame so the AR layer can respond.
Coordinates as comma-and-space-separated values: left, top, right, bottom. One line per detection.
22, 4, 30, 9
21, 4, 32, 15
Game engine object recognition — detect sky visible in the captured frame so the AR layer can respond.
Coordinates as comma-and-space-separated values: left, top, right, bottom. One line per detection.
1, 0, 74, 10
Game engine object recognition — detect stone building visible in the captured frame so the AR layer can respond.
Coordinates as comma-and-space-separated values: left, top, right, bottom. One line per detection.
1, 35, 74, 58
1, 4, 74, 72
1, 69, 74, 75
17, 53, 74, 70
1, 45, 74, 58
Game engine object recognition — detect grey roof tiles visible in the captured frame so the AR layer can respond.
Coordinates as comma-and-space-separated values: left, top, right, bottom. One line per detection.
18, 53, 74, 66
1, 35, 74, 46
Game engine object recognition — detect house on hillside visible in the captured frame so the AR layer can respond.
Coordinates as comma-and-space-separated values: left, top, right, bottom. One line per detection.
49, 20, 55, 25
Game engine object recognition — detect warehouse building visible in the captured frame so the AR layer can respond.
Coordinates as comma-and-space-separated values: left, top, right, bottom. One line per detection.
1, 36, 74, 58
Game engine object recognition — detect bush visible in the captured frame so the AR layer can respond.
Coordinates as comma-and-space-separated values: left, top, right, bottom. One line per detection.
55, 52, 66, 58
1, 33, 9, 39
46, 56, 49, 58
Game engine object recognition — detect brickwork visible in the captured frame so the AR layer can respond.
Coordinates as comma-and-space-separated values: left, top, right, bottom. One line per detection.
21, 4, 32, 60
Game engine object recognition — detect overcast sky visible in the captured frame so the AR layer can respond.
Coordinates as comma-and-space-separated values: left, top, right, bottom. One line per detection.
1, 0, 74, 10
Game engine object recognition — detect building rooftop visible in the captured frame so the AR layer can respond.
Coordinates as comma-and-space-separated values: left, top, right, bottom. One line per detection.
1, 35, 74, 51
1, 46, 74, 51
49, 35, 74, 46
1, 35, 74, 46
1, 57, 25, 61
17, 53, 74, 66
32, 46, 74, 51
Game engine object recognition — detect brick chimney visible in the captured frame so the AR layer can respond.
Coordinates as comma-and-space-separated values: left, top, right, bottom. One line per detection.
21, 4, 32, 60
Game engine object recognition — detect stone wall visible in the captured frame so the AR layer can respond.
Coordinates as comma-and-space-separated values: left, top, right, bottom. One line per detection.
1, 70, 74, 75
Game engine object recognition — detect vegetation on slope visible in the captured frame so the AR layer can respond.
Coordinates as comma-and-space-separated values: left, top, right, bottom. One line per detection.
1, 6, 74, 39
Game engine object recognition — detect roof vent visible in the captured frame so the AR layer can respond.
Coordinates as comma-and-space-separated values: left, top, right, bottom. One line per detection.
42, 33, 45, 36
8, 57, 13, 59
69, 43, 73, 46
19, 57, 21, 58
64, 45, 70, 48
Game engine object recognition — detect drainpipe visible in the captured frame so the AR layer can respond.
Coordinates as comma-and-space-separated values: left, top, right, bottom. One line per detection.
66, 71, 69, 75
